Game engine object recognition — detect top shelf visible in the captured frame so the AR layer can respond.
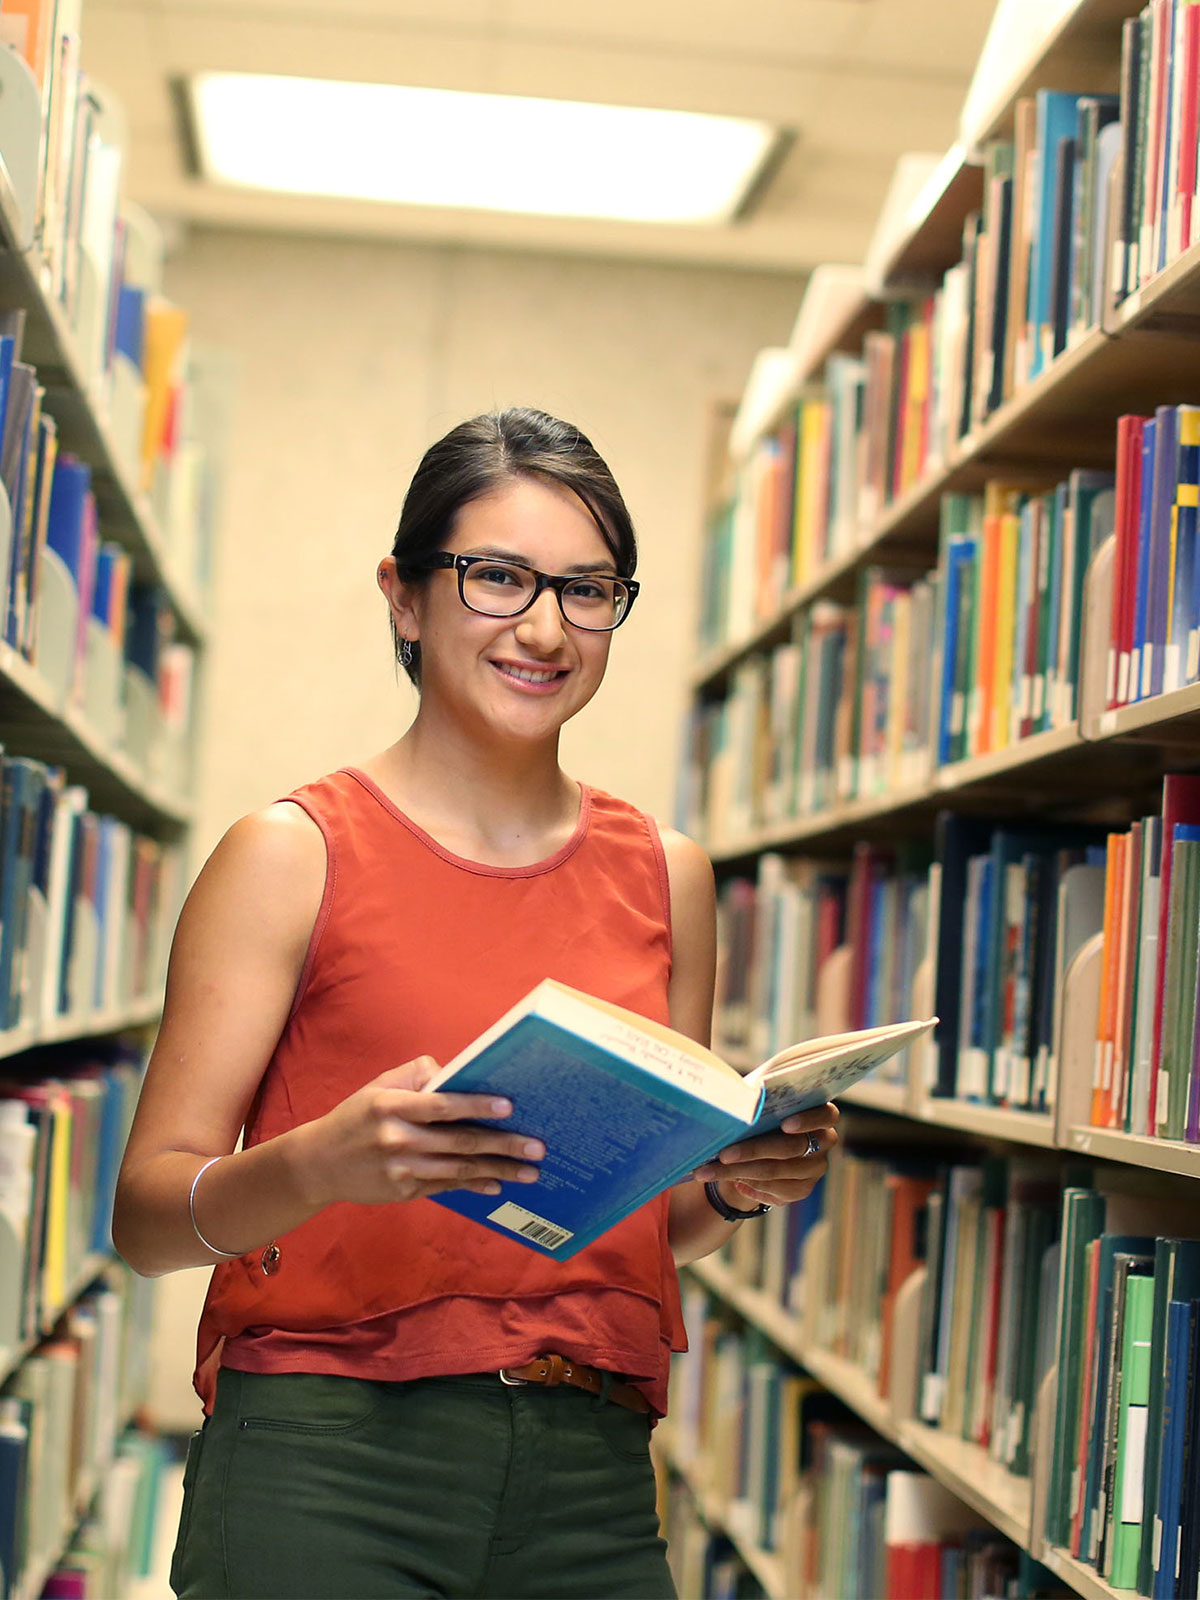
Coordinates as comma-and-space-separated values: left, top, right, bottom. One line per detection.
0, 161, 206, 646
960, 0, 1133, 154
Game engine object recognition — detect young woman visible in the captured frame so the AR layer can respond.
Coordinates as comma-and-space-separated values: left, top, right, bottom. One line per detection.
113, 408, 838, 1600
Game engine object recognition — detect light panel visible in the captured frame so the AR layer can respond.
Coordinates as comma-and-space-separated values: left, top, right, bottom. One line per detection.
187, 73, 780, 227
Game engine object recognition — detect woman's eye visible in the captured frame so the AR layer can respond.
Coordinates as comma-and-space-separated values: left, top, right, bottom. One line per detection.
565, 579, 606, 602
477, 566, 522, 587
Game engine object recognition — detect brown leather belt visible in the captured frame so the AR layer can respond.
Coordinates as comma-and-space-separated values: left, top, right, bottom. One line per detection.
498, 1353, 650, 1415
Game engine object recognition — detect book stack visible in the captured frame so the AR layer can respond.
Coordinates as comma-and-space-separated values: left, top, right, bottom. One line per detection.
928, 815, 1109, 1111
1104, 406, 1200, 712
0, 1041, 147, 1346
0, 1261, 157, 1600
934, 472, 1115, 767
1085, 773, 1200, 1144
1047, 1188, 1200, 1597
37, 1428, 170, 1600
659, 1485, 763, 1600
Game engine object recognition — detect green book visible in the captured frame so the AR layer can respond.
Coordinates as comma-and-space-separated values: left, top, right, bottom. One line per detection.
1159, 830, 1200, 1141
1107, 1270, 1156, 1588
1047, 1187, 1105, 1547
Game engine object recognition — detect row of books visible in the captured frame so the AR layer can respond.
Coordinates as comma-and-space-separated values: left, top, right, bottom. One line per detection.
713, 848, 929, 1081
1088, 773, 1200, 1142
1105, 406, 1200, 711
701, 1141, 1200, 1597
667, 1285, 1062, 1599
0, 1041, 146, 1351
1046, 1187, 1200, 1598
711, 802, 1123, 1117
0, 12, 219, 603
1114, 0, 1200, 303
0, 755, 181, 1037
0, 1261, 155, 1600
687, 452, 1124, 846
658, 1483, 765, 1600
934, 471, 1113, 765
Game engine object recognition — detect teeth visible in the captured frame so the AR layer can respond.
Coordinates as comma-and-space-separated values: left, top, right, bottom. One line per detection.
502, 665, 560, 683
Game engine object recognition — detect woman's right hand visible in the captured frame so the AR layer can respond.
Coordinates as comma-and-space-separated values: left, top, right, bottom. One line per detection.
294, 1055, 545, 1209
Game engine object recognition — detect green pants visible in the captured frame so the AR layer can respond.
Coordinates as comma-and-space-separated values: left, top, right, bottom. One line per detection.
170, 1368, 676, 1600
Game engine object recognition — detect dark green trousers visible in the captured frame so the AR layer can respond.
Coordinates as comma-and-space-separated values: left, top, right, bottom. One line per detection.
171, 1369, 676, 1600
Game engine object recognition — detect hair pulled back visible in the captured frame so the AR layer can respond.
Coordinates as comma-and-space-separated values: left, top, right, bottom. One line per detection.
389, 408, 637, 685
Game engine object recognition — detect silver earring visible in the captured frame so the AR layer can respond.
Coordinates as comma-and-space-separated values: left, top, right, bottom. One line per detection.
400, 638, 414, 668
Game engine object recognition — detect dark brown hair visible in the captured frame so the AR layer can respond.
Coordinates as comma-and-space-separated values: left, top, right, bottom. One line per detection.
389, 408, 637, 685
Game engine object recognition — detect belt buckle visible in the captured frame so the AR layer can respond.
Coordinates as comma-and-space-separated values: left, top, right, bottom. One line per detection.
498, 1368, 530, 1386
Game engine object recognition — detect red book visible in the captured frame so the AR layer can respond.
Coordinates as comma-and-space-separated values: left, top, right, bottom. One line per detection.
1110, 417, 1147, 707
1177, 4, 1200, 251
879, 1174, 937, 1398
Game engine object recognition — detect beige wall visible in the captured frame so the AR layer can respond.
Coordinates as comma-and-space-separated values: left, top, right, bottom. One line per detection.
148, 227, 800, 1427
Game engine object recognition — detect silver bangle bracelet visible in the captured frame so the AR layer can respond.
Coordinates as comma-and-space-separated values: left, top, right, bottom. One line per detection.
189, 1156, 243, 1259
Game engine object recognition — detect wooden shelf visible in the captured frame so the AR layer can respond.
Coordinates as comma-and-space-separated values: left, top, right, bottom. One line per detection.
871, 149, 986, 297
916, 1098, 1058, 1148
0, 640, 191, 830
962, 0, 1131, 152
0, 226, 206, 645
1041, 1545, 1126, 1600
1065, 1123, 1200, 1179
1090, 679, 1200, 742
895, 1421, 1032, 1550
837, 1079, 911, 1116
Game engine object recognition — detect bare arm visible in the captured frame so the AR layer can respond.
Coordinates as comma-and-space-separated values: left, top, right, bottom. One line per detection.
661, 828, 838, 1266
113, 804, 544, 1277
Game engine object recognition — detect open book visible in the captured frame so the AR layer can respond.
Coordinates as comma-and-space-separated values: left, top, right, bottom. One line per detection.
425, 979, 936, 1258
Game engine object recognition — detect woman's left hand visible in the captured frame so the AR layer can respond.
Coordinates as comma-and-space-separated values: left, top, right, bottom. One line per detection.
691, 1102, 840, 1208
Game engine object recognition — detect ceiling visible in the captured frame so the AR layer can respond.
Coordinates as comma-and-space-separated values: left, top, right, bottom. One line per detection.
82, 0, 1001, 274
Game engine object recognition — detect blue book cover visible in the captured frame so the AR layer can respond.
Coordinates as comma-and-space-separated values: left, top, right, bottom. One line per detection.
1147, 406, 1181, 700
427, 980, 932, 1258
0, 1397, 31, 1595
91, 542, 121, 627
0, 334, 16, 457
114, 284, 146, 368
90, 1067, 125, 1253
968, 855, 994, 1087
1140, 1239, 1200, 1593
1133, 417, 1158, 699
937, 540, 972, 765
1153, 1297, 1197, 1598
44, 456, 92, 583
1029, 90, 1084, 379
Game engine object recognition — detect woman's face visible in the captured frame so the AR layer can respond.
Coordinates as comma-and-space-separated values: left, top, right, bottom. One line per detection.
396, 476, 620, 745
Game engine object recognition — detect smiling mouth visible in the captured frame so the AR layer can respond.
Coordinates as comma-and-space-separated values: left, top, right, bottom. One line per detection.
491, 661, 569, 686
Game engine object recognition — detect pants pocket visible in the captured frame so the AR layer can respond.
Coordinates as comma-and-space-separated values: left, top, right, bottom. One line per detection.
169, 1427, 206, 1597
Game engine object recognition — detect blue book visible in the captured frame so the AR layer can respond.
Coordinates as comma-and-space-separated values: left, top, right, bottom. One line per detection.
43, 456, 92, 583
1146, 406, 1181, 700
1133, 417, 1158, 700
114, 285, 145, 368
1139, 1239, 1200, 1593
1153, 1298, 1197, 1598
1029, 91, 1084, 379
426, 979, 934, 1257
0, 1395, 31, 1598
938, 539, 973, 765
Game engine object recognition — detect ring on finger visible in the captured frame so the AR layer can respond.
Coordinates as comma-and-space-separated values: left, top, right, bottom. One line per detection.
804, 1131, 822, 1158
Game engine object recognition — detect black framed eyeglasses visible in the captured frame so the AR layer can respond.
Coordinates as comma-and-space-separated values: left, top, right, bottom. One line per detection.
420, 553, 639, 632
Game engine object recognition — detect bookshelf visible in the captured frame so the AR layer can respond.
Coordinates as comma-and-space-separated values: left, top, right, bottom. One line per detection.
0, 20, 216, 1600
676, 2, 1200, 1595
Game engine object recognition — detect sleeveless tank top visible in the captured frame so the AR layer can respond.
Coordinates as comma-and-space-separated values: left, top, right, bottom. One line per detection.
193, 768, 687, 1416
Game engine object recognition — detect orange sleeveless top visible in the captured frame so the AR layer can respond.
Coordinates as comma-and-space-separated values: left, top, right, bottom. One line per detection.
194, 768, 686, 1416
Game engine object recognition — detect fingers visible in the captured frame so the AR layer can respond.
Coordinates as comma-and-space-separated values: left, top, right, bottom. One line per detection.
693, 1115, 838, 1181
386, 1151, 542, 1189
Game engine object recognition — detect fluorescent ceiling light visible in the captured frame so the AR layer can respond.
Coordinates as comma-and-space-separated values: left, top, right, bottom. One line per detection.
188, 73, 780, 226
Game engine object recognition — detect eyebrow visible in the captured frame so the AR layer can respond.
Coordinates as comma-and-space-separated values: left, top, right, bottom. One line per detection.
462, 545, 619, 575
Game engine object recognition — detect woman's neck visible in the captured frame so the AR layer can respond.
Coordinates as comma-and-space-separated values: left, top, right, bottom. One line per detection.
365, 713, 580, 866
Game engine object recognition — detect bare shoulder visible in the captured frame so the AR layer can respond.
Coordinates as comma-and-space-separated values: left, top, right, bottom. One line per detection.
656, 824, 716, 917
179, 802, 327, 959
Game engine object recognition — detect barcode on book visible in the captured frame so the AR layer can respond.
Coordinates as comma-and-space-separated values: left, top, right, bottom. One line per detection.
488, 1201, 574, 1251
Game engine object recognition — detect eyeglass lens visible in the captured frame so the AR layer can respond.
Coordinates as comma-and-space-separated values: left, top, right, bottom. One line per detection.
462, 561, 630, 630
